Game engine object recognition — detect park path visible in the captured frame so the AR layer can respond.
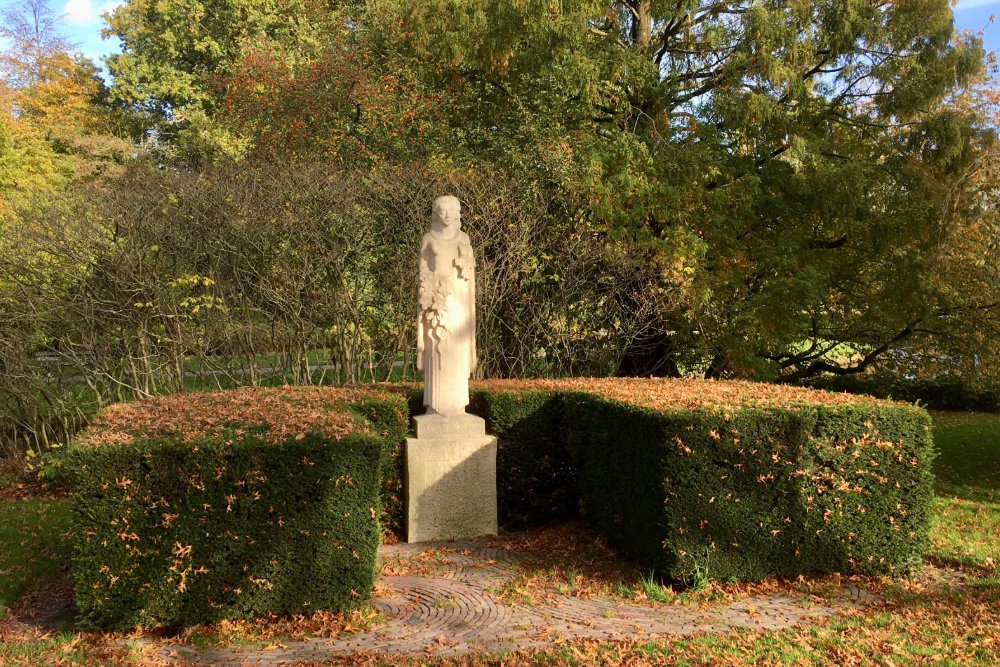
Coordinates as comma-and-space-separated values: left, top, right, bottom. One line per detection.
159, 538, 877, 665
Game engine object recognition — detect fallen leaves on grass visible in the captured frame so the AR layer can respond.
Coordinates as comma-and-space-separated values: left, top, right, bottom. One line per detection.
0, 458, 63, 501
482, 523, 879, 610
175, 606, 384, 647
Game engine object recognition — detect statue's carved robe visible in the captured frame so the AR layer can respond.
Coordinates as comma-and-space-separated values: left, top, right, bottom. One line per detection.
417, 229, 476, 417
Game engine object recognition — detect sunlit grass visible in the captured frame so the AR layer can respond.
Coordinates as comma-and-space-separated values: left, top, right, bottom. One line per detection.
929, 411, 1000, 570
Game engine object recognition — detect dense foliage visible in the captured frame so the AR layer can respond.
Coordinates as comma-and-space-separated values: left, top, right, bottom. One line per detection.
801, 374, 1000, 413
69, 386, 408, 629
78, 386, 410, 533
431, 378, 934, 579
566, 394, 934, 581
2, 0, 999, 455
71, 432, 383, 629
469, 388, 574, 528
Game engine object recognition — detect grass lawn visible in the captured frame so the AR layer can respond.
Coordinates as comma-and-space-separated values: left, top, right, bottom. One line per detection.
0, 497, 72, 617
927, 411, 1000, 571
0, 410, 997, 666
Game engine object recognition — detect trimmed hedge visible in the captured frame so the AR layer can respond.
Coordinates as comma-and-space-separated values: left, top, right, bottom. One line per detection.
469, 379, 934, 582
563, 393, 933, 582
78, 386, 411, 536
407, 387, 574, 529
802, 373, 1000, 413
469, 389, 574, 528
71, 377, 936, 626
70, 386, 408, 629
349, 395, 410, 536
71, 433, 382, 629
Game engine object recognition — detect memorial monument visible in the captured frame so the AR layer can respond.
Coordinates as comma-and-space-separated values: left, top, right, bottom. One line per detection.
406, 196, 498, 543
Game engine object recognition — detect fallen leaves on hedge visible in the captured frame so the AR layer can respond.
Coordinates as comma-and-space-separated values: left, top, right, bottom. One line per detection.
77, 386, 403, 447
77, 377, 901, 449
472, 377, 897, 413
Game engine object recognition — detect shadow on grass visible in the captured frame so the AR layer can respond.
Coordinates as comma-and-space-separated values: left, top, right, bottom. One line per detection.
931, 411, 1000, 504
0, 497, 73, 619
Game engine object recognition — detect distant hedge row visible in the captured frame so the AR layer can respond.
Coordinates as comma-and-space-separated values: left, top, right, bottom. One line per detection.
70, 378, 934, 629
801, 374, 1000, 412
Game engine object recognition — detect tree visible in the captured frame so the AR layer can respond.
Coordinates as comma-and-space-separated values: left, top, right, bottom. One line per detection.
97, 0, 998, 381
359, 0, 992, 380
211, 40, 447, 164
0, 0, 136, 205
102, 0, 352, 149
0, 0, 135, 397
0, 84, 72, 220
0, 0, 80, 216
0, 0, 74, 86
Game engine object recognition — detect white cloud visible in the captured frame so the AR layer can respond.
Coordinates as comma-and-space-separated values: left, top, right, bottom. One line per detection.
62, 0, 96, 25
62, 0, 122, 25
955, 0, 1000, 12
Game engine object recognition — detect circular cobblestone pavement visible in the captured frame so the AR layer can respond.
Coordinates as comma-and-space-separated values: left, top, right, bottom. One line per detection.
160, 539, 877, 665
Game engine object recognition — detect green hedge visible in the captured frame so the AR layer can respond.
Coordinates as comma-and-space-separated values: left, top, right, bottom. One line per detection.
402, 379, 933, 581
562, 393, 934, 582
70, 378, 936, 624
347, 397, 410, 537
469, 389, 575, 528
406, 388, 575, 530
801, 374, 1000, 412
70, 432, 383, 630
68, 387, 410, 630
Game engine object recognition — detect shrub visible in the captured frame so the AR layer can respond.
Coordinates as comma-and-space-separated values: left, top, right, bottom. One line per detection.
406, 385, 575, 529
69, 386, 408, 629
78, 386, 410, 535
286, 379, 933, 583
468, 388, 574, 528
801, 373, 1000, 412
76, 376, 933, 618
470, 378, 935, 582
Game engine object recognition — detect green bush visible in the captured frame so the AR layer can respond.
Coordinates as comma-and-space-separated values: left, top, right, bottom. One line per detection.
469, 389, 575, 528
70, 432, 383, 630
406, 387, 576, 529
345, 397, 410, 537
562, 393, 934, 582
71, 377, 933, 622
412, 378, 933, 581
68, 386, 409, 629
802, 374, 1000, 412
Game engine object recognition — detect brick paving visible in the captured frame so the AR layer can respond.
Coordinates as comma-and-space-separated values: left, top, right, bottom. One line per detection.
160, 539, 877, 665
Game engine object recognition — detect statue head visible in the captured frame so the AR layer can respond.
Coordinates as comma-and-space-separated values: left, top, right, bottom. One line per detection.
431, 196, 462, 239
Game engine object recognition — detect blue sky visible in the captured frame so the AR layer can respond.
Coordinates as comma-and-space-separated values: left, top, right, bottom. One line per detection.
954, 0, 1000, 53
2, 0, 1000, 74
0, 0, 123, 65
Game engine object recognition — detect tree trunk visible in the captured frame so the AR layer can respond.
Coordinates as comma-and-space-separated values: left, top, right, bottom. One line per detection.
616, 326, 681, 377
631, 0, 652, 47
704, 352, 730, 379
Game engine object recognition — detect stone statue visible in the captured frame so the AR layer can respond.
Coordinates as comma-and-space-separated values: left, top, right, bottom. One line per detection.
417, 195, 477, 417
407, 195, 496, 543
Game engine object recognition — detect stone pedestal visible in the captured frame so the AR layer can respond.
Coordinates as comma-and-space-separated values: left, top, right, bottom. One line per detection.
405, 413, 498, 543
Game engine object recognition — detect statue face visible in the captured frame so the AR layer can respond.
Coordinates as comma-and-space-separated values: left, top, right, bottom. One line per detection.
432, 197, 461, 236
